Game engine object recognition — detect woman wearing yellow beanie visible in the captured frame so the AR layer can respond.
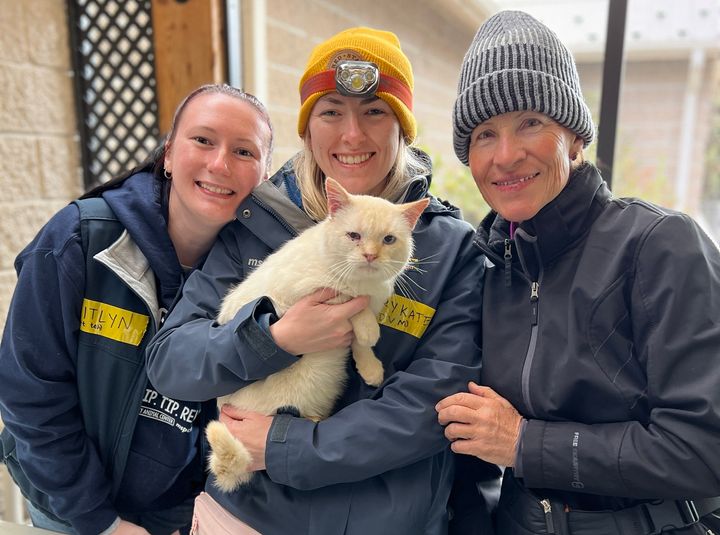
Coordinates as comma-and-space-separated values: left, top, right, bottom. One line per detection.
294, 26, 422, 220
147, 27, 485, 534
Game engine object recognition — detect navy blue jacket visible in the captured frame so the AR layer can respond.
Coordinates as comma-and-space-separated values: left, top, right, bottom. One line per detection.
147, 161, 485, 534
0, 173, 209, 534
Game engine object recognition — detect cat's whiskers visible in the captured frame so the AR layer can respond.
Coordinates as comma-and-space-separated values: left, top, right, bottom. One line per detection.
413, 251, 443, 262
404, 252, 442, 273
381, 259, 409, 278
394, 271, 427, 301
406, 265, 429, 275
384, 255, 436, 276
325, 262, 352, 290
358, 255, 424, 301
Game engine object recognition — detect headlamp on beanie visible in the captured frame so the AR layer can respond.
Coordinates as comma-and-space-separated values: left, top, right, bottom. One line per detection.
296, 27, 417, 142
299, 61, 412, 111
336, 61, 380, 97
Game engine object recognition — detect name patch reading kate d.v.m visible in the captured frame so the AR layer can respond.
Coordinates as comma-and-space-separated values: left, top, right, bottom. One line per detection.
378, 294, 436, 338
80, 298, 150, 346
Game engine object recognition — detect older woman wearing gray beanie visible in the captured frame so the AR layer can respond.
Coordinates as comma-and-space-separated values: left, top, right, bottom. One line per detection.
437, 10, 720, 535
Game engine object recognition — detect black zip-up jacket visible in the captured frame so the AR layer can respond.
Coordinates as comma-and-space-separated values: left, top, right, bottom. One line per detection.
475, 164, 720, 516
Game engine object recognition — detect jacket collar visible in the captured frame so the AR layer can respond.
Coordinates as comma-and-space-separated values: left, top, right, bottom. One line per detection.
238, 153, 445, 235
479, 163, 612, 266
94, 229, 161, 325
102, 172, 183, 308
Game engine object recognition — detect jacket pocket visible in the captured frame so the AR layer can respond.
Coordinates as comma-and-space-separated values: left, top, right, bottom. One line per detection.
588, 276, 648, 421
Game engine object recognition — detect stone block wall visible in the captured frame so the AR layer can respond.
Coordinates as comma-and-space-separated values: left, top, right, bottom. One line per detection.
0, 0, 82, 332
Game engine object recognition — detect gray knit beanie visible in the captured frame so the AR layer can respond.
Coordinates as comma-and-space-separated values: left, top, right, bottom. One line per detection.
453, 10, 595, 165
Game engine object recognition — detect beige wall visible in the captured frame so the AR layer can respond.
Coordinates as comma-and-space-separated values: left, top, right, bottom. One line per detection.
577, 55, 719, 218
616, 57, 718, 216
0, 0, 82, 332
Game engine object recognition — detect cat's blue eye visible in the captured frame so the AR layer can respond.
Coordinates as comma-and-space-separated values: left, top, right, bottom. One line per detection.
383, 235, 396, 244
347, 232, 361, 241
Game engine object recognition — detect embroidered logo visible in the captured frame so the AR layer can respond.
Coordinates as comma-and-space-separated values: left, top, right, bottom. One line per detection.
327, 49, 362, 69
248, 258, 263, 268
80, 298, 149, 346
378, 294, 436, 338
139, 387, 199, 433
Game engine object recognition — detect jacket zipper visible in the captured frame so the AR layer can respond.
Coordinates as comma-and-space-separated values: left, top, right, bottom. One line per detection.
96, 253, 159, 497
521, 280, 540, 416
504, 239, 512, 287
530, 282, 539, 325
476, 238, 541, 416
251, 194, 301, 237
540, 499, 555, 533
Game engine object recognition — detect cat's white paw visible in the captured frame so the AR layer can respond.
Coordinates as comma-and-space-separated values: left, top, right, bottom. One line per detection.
353, 319, 380, 347
206, 420, 253, 492
356, 356, 384, 387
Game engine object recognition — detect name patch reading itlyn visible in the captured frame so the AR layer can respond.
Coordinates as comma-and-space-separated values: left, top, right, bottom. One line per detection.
80, 298, 150, 346
378, 294, 435, 338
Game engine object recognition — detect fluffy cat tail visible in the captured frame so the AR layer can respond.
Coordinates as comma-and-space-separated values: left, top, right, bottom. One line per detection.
206, 419, 254, 492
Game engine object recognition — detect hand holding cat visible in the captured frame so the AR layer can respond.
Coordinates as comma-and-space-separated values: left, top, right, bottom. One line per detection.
219, 404, 273, 471
436, 382, 523, 467
269, 288, 370, 355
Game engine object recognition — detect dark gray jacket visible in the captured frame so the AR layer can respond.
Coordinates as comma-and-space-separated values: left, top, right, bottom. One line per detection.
146, 161, 485, 534
476, 163, 720, 533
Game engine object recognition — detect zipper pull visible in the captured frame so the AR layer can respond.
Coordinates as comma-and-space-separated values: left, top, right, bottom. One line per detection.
540, 499, 555, 534
530, 282, 539, 325
504, 239, 512, 287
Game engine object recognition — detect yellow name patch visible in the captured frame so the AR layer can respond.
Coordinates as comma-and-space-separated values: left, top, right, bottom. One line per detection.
378, 294, 436, 338
80, 298, 149, 346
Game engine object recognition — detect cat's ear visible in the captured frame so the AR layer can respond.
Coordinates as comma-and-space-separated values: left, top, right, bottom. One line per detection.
325, 177, 351, 217
400, 198, 430, 229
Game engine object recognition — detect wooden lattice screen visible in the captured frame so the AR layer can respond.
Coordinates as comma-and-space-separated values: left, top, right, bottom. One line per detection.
67, 0, 160, 187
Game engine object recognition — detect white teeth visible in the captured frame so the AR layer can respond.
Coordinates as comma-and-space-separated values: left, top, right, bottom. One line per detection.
336, 153, 371, 165
198, 181, 233, 195
496, 173, 537, 186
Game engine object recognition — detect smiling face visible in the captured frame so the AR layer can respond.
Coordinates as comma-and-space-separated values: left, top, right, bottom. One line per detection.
468, 111, 584, 222
164, 92, 271, 234
306, 92, 401, 196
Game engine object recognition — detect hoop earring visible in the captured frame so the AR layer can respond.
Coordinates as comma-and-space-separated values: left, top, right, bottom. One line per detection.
163, 169, 172, 180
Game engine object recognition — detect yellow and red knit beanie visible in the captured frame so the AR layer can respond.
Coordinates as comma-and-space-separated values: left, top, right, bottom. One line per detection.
297, 27, 416, 142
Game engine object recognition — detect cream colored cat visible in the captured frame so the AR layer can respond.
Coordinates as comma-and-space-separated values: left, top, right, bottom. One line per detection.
206, 178, 428, 492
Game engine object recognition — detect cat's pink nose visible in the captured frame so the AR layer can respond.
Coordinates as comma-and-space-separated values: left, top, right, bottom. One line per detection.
363, 253, 378, 263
